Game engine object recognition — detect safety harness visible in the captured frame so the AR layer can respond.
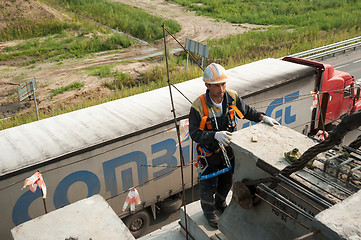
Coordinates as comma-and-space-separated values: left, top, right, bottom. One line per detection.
196, 93, 244, 180
199, 94, 245, 131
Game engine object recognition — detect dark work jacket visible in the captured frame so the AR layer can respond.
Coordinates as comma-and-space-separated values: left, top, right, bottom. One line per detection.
189, 89, 263, 154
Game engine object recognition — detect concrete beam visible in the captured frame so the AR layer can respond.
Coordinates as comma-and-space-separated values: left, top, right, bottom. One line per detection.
11, 194, 135, 240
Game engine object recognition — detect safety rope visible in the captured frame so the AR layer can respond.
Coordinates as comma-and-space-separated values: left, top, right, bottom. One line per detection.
278, 111, 361, 177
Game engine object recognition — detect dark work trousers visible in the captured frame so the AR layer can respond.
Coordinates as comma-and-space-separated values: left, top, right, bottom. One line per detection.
199, 148, 234, 216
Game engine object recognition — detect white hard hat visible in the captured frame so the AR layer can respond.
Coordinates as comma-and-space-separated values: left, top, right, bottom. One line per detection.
203, 63, 228, 84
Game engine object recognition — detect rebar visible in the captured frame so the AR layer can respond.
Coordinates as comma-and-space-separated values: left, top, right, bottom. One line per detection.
277, 174, 333, 208
294, 173, 342, 201
254, 193, 310, 230
304, 168, 353, 196
277, 183, 323, 212
258, 184, 314, 220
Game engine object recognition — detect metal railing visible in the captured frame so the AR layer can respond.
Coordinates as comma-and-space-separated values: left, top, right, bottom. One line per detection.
288, 36, 361, 60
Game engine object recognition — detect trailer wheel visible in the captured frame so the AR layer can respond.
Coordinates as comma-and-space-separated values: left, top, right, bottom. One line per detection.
123, 209, 150, 238
162, 195, 183, 214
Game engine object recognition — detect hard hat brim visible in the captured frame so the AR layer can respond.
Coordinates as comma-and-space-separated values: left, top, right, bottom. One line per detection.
204, 76, 228, 84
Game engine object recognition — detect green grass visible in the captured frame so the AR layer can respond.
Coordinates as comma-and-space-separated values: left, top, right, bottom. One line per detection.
205, 26, 361, 68
0, 20, 76, 42
50, 81, 84, 98
0, 0, 181, 66
0, 32, 134, 65
52, 0, 181, 42
169, 0, 361, 67
88, 65, 113, 78
88, 54, 201, 91
171, 0, 361, 31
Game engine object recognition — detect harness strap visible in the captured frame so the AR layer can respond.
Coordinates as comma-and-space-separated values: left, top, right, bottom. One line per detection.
199, 95, 244, 130
195, 144, 220, 167
229, 103, 244, 119
199, 94, 212, 130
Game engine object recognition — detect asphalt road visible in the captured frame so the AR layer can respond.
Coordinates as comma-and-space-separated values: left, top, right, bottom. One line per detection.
323, 48, 361, 82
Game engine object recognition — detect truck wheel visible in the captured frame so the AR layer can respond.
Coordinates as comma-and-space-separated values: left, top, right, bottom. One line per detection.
162, 195, 183, 214
123, 209, 150, 238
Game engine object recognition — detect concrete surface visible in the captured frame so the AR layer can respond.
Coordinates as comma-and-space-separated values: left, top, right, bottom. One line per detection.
140, 200, 230, 240
230, 123, 317, 183
11, 194, 135, 240
140, 190, 232, 240
139, 221, 184, 240
312, 189, 361, 240
179, 200, 227, 240
219, 123, 319, 240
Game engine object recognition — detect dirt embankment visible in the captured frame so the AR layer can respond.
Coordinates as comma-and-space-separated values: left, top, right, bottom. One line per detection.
0, 0, 263, 119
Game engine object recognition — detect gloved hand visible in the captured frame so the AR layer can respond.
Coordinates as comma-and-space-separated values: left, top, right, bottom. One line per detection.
262, 116, 279, 126
215, 131, 232, 146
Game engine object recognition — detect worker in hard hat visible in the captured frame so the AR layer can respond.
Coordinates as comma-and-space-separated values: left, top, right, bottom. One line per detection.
189, 63, 278, 228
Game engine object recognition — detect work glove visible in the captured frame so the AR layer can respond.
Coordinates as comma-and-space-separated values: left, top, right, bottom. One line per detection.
215, 131, 232, 146
262, 116, 280, 126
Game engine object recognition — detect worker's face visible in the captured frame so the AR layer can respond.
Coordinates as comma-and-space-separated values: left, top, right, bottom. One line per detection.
206, 82, 226, 101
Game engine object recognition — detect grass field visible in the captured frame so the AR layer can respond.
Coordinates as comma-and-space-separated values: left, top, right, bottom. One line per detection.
1, 31, 134, 65
53, 0, 181, 43
0, 0, 181, 66
171, 0, 361, 67
171, 0, 361, 31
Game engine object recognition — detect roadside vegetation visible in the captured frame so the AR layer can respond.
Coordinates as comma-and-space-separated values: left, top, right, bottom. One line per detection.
1, 0, 361, 129
0, 20, 75, 42
1, 32, 133, 66
171, 0, 361, 67
0, 0, 180, 66
53, 0, 181, 43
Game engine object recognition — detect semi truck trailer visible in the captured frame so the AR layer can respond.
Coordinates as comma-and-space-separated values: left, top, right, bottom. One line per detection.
0, 57, 359, 239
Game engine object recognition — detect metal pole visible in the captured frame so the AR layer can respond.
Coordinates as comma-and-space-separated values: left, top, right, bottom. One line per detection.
31, 81, 39, 121
201, 57, 204, 77
294, 230, 321, 240
42, 189, 48, 214
38, 170, 47, 214
191, 140, 194, 202
186, 53, 189, 71
163, 24, 188, 240
316, 91, 325, 131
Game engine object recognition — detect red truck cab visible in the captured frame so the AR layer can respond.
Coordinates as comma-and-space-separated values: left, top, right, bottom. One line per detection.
283, 57, 360, 131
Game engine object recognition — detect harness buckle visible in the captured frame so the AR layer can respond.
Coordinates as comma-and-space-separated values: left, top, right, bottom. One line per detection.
197, 155, 209, 176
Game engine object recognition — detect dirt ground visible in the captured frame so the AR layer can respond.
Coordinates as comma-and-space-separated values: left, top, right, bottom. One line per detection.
0, 0, 264, 118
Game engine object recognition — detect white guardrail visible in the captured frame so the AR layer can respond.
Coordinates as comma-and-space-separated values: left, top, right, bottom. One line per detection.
288, 36, 361, 60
